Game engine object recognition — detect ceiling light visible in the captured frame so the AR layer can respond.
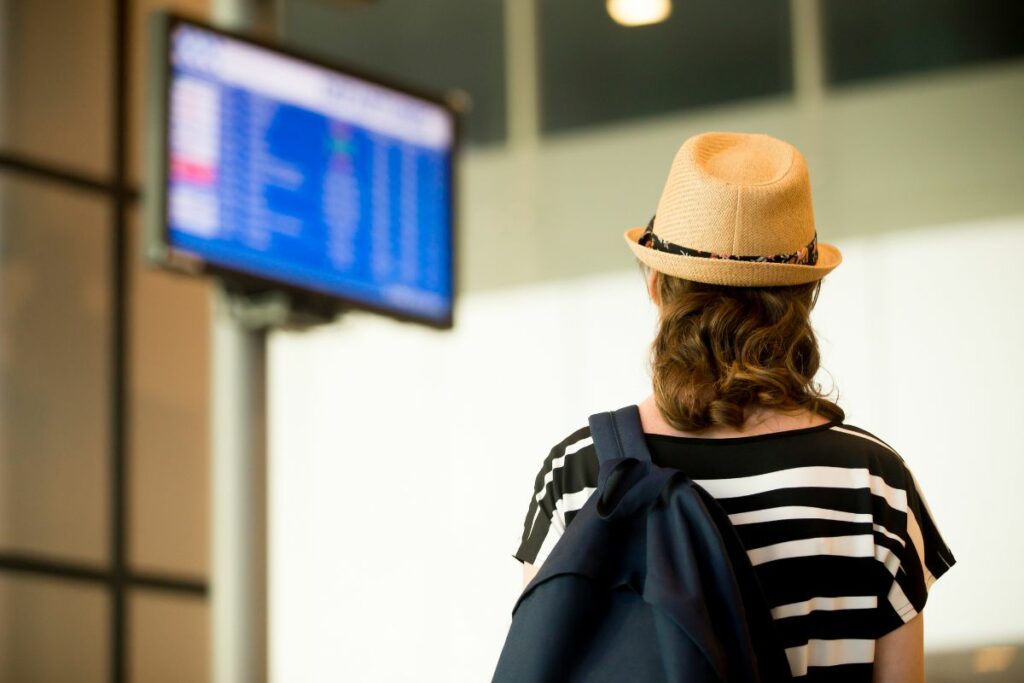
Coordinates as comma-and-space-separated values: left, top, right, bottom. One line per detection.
607, 0, 672, 27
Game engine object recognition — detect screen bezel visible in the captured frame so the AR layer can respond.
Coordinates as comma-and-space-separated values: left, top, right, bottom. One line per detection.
144, 11, 460, 330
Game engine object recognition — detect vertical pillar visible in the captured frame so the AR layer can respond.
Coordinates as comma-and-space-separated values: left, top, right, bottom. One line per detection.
503, 0, 542, 279
210, 287, 269, 683
790, 0, 827, 186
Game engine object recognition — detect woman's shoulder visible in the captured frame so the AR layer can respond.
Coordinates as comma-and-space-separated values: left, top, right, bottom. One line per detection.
544, 414, 920, 484
825, 420, 900, 454
543, 423, 598, 474
549, 412, 903, 454
820, 420, 917, 482
524, 424, 601, 500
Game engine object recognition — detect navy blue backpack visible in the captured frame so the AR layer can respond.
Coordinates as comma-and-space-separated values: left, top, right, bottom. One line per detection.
492, 404, 794, 683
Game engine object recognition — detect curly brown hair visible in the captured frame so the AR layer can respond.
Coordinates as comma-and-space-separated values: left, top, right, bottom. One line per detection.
637, 258, 844, 433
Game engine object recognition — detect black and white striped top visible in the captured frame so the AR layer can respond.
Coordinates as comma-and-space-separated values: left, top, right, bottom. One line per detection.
512, 415, 955, 681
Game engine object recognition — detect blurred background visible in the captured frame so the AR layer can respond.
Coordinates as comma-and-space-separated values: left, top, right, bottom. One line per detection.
1, 0, 1022, 681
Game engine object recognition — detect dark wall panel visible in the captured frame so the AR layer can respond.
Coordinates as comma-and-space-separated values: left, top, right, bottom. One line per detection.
283, 0, 506, 147
824, 0, 1024, 86
537, 0, 793, 135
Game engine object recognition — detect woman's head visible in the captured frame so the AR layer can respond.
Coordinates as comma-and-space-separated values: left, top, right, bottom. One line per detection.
637, 258, 844, 433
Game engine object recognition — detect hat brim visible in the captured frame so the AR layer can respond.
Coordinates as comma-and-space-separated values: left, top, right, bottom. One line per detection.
624, 226, 842, 287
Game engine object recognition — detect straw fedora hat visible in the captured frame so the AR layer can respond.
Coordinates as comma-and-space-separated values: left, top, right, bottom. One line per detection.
625, 131, 842, 287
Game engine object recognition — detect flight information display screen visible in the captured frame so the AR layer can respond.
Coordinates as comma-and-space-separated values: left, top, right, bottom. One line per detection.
158, 19, 456, 326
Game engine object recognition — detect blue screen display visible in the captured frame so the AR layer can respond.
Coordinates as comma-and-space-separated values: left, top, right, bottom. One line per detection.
166, 24, 454, 324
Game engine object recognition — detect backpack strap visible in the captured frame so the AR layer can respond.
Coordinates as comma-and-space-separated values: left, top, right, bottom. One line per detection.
587, 404, 652, 466
588, 404, 673, 521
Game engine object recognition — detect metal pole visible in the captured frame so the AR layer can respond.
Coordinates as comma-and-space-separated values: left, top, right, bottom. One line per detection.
210, 286, 269, 683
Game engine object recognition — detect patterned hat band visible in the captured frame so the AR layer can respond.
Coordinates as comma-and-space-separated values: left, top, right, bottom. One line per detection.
638, 214, 819, 266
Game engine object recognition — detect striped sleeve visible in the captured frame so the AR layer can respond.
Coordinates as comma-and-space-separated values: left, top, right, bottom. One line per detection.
511, 446, 566, 567
878, 460, 956, 633
511, 426, 592, 567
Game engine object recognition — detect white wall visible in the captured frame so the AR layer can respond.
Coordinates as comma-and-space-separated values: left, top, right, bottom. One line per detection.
268, 214, 1024, 681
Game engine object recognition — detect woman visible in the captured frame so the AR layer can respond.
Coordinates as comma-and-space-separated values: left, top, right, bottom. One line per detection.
512, 132, 955, 682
